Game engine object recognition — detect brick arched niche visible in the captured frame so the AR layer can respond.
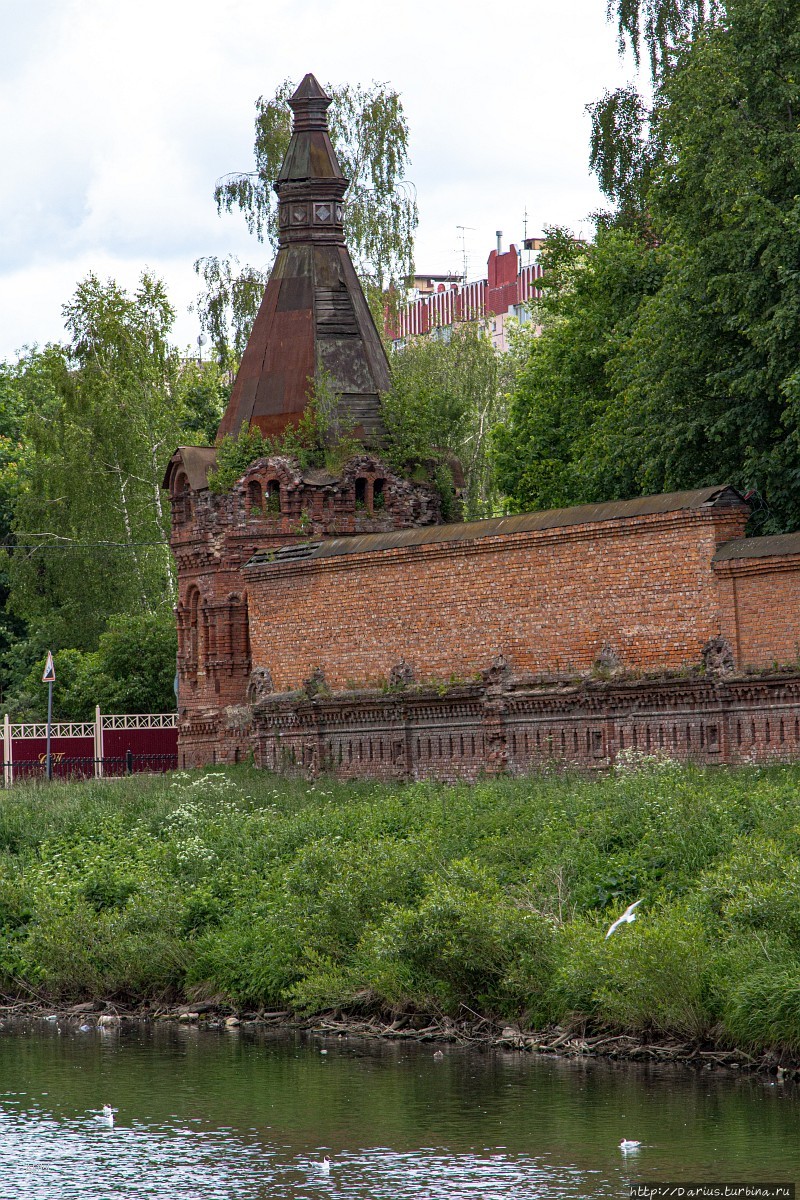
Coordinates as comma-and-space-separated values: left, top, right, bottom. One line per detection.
245, 475, 282, 519
354, 474, 387, 513
170, 469, 192, 523
225, 592, 251, 672
177, 585, 203, 681
247, 479, 263, 514
178, 586, 249, 684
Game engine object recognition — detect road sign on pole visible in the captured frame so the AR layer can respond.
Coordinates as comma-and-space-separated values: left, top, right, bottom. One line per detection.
42, 652, 55, 781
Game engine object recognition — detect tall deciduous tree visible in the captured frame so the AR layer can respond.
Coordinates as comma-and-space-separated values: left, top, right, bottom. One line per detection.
6, 274, 189, 648
589, 0, 721, 226
612, 0, 800, 530
499, 0, 800, 535
382, 325, 505, 520
195, 80, 417, 360
494, 227, 664, 512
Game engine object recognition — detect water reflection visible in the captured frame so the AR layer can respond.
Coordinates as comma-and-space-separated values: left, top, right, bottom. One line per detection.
0, 1018, 796, 1197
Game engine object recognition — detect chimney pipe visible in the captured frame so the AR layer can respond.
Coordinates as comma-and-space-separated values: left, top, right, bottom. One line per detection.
496, 230, 503, 254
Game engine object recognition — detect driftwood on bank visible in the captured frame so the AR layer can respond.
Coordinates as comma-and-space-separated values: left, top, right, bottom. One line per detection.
0, 1000, 795, 1079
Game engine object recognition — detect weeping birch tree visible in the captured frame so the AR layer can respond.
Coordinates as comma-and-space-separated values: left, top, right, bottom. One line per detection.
6, 273, 189, 649
195, 79, 418, 360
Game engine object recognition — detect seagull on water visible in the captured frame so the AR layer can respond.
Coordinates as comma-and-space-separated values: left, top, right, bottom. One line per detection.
319, 1155, 332, 1174
605, 900, 643, 939
619, 1139, 641, 1152
99, 1104, 116, 1127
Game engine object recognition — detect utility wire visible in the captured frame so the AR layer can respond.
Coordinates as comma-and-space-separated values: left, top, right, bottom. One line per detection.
1, 541, 169, 550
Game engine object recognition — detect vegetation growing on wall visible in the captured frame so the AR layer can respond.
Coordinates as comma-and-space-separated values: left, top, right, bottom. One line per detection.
382, 324, 507, 520
208, 370, 361, 494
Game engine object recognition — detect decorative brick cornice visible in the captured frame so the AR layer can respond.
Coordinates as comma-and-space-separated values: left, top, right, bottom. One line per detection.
245, 509, 730, 582
714, 554, 800, 579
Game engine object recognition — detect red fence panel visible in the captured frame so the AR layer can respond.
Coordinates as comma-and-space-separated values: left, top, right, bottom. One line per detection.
101, 726, 178, 776
11, 736, 96, 781
2, 714, 178, 785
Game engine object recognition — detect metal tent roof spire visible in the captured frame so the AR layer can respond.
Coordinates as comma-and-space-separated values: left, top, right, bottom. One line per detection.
217, 73, 389, 446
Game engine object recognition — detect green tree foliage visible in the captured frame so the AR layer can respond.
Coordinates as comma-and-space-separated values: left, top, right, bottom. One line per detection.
6, 276, 178, 649
614, 0, 800, 530
0, 363, 34, 668
195, 79, 417, 360
589, 0, 722, 221
10, 610, 177, 721
3, 273, 216, 652
176, 358, 231, 446
208, 370, 359, 494
499, 0, 800, 533
382, 325, 505, 519
608, 0, 721, 76
494, 228, 665, 512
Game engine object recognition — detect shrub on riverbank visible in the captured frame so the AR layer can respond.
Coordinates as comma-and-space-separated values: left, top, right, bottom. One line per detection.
2, 762, 800, 1052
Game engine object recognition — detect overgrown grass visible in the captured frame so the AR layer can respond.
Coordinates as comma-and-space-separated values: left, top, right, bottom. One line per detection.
2, 762, 800, 1052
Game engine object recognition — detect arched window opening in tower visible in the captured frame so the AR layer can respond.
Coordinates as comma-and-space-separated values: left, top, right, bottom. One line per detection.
173, 471, 191, 522
247, 480, 263, 516
267, 479, 281, 514
187, 588, 201, 672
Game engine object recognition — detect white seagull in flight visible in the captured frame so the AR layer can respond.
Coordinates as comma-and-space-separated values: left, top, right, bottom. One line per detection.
605, 900, 642, 939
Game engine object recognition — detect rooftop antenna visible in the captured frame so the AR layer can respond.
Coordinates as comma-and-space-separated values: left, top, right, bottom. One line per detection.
523, 207, 530, 264
456, 225, 475, 284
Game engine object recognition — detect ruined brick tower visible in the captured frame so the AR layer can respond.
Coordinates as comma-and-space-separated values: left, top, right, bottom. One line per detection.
217, 72, 391, 446
163, 74, 444, 767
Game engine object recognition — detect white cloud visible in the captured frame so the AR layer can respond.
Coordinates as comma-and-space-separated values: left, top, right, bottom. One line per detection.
0, 0, 638, 358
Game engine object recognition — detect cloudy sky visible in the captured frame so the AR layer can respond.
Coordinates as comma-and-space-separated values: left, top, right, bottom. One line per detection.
0, 0, 637, 361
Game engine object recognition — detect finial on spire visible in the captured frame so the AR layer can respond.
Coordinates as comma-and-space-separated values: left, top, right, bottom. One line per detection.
290, 73, 329, 103
288, 73, 332, 132
275, 72, 345, 238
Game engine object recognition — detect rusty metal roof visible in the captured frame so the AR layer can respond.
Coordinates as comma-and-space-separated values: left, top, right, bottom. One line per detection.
714, 531, 800, 561
301, 467, 339, 487
246, 485, 746, 568
162, 446, 217, 491
216, 73, 389, 449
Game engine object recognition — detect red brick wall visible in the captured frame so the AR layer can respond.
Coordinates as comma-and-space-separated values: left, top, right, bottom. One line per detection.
716, 558, 800, 668
252, 673, 800, 782
166, 449, 446, 767
246, 508, 749, 691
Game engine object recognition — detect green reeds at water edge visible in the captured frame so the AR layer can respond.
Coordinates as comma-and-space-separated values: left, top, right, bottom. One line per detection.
1, 761, 800, 1053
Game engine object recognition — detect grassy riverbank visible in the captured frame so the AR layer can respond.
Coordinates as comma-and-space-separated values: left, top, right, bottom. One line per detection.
2, 761, 800, 1054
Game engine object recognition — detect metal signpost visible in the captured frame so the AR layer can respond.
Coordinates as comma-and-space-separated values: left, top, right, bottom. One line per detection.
42, 651, 55, 781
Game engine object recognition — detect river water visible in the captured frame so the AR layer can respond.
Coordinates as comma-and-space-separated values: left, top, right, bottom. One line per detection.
0, 1018, 797, 1198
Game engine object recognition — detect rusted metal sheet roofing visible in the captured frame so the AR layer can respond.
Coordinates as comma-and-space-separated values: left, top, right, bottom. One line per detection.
714, 532, 800, 561
301, 467, 339, 487
162, 446, 217, 491
246, 485, 746, 569
216, 73, 389, 448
